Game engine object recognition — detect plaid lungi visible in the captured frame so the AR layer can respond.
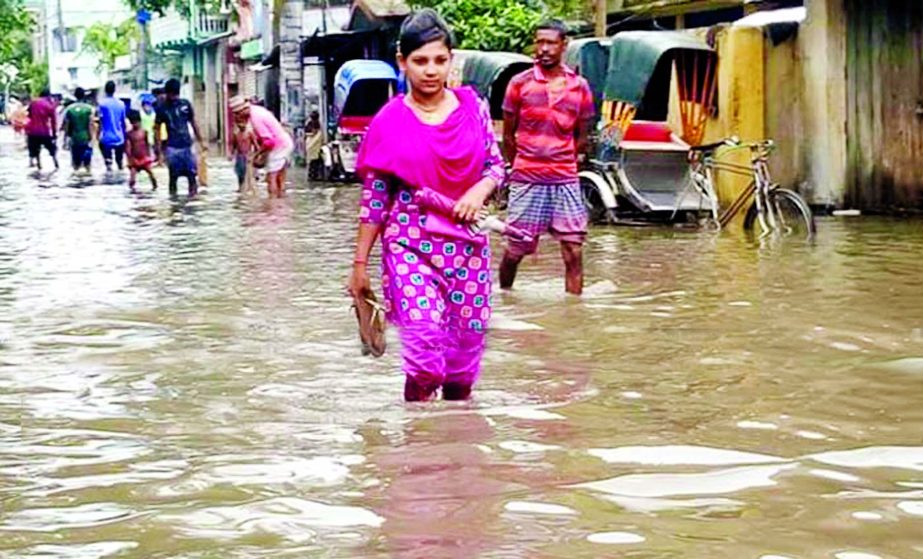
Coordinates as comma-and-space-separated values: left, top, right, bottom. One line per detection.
505, 181, 588, 257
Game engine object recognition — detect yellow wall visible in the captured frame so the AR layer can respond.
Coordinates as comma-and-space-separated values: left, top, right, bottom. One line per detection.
703, 26, 765, 224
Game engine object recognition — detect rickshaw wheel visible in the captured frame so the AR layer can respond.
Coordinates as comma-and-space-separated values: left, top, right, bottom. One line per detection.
580, 177, 610, 224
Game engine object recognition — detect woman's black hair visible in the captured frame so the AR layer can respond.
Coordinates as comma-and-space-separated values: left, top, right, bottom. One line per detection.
399, 8, 455, 58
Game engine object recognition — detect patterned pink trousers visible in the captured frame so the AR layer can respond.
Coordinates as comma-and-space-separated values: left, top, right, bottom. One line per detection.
400, 322, 486, 401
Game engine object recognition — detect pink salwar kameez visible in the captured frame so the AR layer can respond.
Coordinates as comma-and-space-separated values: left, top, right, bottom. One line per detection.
357, 87, 505, 400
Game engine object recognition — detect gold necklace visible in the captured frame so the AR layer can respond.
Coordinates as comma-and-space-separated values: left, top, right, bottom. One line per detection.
408, 92, 445, 114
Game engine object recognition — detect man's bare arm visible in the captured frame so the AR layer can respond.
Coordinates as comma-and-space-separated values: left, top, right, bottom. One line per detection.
191, 118, 204, 145
502, 110, 519, 164
575, 119, 591, 160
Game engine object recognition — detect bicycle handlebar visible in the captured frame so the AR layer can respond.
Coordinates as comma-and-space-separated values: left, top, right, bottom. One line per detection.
689, 137, 775, 157
688, 137, 739, 152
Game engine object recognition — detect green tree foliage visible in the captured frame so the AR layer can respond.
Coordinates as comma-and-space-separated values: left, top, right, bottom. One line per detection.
0, 0, 46, 96
19, 61, 48, 96
412, 0, 587, 53
0, 0, 33, 61
2, 33, 48, 96
80, 19, 139, 71
413, 0, 544, 52
547, 0, 589, 20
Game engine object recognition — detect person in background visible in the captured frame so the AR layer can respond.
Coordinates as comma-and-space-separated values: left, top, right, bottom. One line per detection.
56, 96, 71, 151
140, 95, 156, 146
230, 111, 255, 192
151, 88, 167, 165
499, 19, 595, 295
347, 9, 505, 401
25, 89, 59, 171
61, 87, 95, 174
228, 95, 293, 198
155, 78, 205, 197
8, 96, 28, 136
125, 110, 158, 191
97, 80, 127, 172
305, 108, 323, 180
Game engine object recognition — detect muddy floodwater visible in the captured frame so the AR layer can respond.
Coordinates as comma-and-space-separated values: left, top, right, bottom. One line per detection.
1, 132, 922, 559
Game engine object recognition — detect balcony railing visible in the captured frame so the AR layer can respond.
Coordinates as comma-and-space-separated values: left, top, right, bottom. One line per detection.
194, 13, 230, 39
150, 10, 231, 49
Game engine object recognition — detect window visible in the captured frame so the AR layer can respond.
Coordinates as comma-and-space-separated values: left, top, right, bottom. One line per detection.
68, 67, 78, 81
53, 28, 79, 53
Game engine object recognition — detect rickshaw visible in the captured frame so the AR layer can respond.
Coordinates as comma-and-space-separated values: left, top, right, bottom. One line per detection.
449, 50, 533, 139
564, 37, 611, 121
319, 59, 398, 180
578, 31, 718, 222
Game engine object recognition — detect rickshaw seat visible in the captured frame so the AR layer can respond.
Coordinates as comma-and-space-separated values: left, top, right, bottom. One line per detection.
623, 121, 673, 142
620, 120, 689, 152
338, 116, 374, 134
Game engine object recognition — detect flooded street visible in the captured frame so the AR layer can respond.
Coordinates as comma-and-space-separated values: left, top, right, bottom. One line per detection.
1, 130, 922, 558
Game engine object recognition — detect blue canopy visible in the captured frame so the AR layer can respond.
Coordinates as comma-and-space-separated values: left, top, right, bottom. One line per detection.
334, 60, 398, 116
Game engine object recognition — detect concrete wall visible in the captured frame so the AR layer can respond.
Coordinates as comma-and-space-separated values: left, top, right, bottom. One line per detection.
797, 0, 847, 208
279, 0, 304, 128
762, 33, 805, 195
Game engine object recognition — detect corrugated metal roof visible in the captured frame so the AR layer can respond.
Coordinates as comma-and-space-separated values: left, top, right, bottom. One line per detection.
614, 0, 745, 16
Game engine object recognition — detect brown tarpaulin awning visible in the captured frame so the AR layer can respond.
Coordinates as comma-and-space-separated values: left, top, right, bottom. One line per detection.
348, 0, 410, 30
353, 0, 410, 19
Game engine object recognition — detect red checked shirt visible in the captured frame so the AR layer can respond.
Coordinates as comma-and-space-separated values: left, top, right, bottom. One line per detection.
502, 64, 595, 184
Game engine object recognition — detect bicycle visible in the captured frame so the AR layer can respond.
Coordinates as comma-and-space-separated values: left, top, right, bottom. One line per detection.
678, 137, 816, 239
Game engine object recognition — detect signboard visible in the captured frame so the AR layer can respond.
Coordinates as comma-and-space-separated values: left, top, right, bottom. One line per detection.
241, 39, 264, 61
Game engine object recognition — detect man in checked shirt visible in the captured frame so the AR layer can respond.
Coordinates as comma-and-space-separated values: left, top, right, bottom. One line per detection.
499, 19, 596, 295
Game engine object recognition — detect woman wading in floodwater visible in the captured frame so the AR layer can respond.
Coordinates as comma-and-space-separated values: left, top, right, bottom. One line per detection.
348, 9, 506, 401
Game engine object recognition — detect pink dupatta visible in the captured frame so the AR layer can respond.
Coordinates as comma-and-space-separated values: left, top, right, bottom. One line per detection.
356, 87, 488, 200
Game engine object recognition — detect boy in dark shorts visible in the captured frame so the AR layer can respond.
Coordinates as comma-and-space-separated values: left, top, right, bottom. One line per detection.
230, 113, 255, 192
155, 78, 205, 197
125, 111, 158, 191
62, 87, 94, 173
25, 89, 60, 172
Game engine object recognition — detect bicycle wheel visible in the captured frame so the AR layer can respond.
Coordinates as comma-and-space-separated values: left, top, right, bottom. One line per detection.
743, 188, 816, 239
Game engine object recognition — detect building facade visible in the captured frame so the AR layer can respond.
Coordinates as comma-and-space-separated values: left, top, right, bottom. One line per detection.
38, 0, 133, 94
149, 4, 233, 152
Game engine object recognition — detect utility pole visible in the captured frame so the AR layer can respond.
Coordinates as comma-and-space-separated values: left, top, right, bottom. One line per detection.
596, 0, 623, 36
56, 0, 66, 52
136, 8, 152, 90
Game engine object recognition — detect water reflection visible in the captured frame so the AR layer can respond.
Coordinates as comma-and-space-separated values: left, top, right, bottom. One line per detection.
367, 413, 509, 557
1, 131, 922, 557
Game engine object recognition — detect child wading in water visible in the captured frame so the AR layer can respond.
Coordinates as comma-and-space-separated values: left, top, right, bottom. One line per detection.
126, 111, 158, 191
230, 114, 255, 192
